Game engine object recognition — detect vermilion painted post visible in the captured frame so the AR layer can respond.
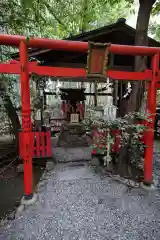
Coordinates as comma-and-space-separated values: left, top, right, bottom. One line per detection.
19, 41, 33, 199
144, 54, 159, 185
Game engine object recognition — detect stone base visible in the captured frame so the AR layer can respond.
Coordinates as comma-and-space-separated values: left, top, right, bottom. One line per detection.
57, 123, 89, 147
90, 157, 100, 166
46, 161, 54, 171
21, 194, 37, 206
15, 194, 37, 218
140, 182, 156, 191
15, 205, 25, 218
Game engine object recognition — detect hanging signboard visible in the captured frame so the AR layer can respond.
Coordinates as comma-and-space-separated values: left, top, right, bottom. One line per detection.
86, 42, 111, 79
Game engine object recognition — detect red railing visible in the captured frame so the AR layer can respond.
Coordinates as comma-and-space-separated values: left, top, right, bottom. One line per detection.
19, 131, 52, 159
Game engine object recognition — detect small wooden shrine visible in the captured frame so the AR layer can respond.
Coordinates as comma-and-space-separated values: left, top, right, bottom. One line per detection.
54, 88, 88, 147
60, 88, 85, 122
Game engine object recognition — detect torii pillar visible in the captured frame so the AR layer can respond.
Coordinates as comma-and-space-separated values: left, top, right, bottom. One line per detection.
19, 41, 35, 203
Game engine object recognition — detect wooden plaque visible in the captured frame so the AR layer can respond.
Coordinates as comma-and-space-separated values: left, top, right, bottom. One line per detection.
86, 42, 111, 79
70, 113, 79, 123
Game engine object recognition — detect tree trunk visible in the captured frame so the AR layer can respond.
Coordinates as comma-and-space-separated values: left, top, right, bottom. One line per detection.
1, 93, 21, 144
117, 0, 156, 175
127, 0, 156, 113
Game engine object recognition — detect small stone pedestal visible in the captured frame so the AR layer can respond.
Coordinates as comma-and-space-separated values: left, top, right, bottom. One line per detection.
56, 123, 89, 147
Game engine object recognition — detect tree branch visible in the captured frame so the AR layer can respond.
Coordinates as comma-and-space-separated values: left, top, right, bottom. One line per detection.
42, 1, 70, 34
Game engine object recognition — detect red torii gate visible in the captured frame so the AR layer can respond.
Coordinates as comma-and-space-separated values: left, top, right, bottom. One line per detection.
0, 34, 159, 201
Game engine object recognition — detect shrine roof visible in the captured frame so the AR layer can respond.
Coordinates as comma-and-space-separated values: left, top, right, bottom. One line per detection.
11, 18, 160, 67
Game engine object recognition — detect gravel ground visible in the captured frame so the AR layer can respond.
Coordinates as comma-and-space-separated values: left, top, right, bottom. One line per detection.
1, 143, 160, 240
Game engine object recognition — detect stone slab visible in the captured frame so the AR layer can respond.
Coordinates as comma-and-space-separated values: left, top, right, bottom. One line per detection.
52, 147, 92, 163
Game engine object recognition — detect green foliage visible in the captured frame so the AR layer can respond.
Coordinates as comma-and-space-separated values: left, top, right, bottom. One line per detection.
152, 0, 160, 15
1, 0, 133, 38
148, 0, 160, 41
149, 22, 160, 41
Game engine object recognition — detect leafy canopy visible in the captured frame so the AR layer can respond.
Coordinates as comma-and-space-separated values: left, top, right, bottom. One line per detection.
1, 0, 133, 38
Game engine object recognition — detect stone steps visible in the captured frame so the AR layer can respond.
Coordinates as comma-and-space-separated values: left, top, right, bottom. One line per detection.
52, 147, 92, 163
